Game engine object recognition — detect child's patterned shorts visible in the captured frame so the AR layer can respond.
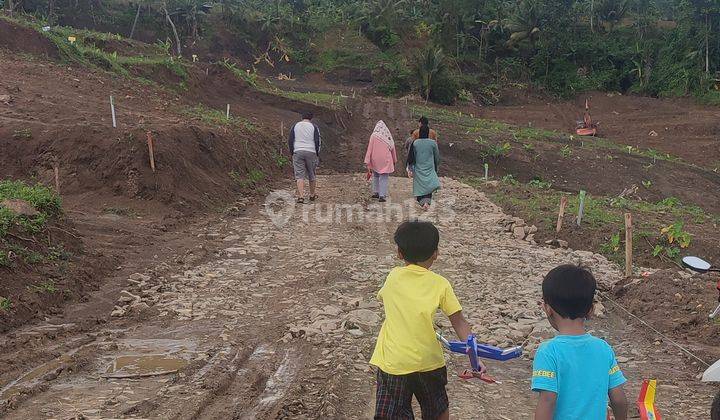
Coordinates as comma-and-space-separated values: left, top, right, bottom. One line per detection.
374, 366, 449, 419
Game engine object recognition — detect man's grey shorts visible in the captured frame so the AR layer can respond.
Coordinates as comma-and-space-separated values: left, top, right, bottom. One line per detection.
293, 151, 318, 181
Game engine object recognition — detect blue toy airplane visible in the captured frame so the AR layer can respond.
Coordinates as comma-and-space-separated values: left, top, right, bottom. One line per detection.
436, 332, 522, 383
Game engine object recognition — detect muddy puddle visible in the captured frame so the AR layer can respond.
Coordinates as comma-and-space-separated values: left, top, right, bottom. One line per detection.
105, 354, 189, 378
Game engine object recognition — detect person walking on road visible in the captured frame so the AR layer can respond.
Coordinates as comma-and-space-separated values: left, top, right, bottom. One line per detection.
289, 111, 321, 203
364, 120, 397, 202
407, 125, 440, 210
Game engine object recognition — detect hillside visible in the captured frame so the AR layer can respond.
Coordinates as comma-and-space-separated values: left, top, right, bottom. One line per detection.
1, 4, 720, 419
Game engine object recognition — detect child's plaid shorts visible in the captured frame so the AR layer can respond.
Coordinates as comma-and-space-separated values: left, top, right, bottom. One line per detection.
374, 366, 449, 419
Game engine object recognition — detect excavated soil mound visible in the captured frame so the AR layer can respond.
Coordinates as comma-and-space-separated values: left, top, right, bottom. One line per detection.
0, 19, 59, 59
614, 269, 720, 357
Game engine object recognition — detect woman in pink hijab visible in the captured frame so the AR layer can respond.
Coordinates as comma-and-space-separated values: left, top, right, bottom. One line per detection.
364, 120, 397, 202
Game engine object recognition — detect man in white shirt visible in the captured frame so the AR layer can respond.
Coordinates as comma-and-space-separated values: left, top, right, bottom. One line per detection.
288, 111, 321, 203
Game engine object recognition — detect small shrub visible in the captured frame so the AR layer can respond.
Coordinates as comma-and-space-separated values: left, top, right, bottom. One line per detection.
501, 174, 519, 185
0, 297, 10, 311
12, 129, 32, 140
560, 145, 572, 158
600, 232, 621, 255
274, 153, 289, 168
29, 280, 57, 293
528, 178, 552, 189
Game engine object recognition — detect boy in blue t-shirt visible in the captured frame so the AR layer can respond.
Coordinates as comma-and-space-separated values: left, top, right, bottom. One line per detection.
532, 265, 628, 420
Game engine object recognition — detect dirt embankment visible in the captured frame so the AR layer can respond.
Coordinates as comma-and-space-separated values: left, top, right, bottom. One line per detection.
615, 270, 720, 362
0, 18, 349, 333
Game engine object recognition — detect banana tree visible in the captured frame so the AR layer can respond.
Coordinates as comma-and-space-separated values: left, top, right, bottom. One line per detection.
415, 47, 447, 103
506, 0, 541, 47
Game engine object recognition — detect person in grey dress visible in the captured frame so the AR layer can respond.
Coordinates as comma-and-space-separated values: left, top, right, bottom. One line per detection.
406, 125, 440, 209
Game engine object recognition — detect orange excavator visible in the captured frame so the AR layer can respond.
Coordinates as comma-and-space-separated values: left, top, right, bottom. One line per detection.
575, 98, 598, 136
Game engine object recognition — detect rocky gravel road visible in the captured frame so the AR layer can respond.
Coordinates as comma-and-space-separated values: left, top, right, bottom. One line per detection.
0, 174, 714, 419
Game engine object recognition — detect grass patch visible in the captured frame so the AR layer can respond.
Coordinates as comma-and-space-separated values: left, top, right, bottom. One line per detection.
0, 297, 11, 311
182, 105, 257, 132
218, 59, 259, 88
1, 16, 188, 85
28, 280, 57, 294
465, 176, 720, 267
0, 180, 61, 237
230, 169, 266, 188
12, 129, 32, 140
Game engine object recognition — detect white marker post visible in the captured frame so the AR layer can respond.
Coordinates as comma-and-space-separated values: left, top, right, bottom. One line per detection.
484, 163, 489, 181
226, 104, 230, 120
110, 96, 117, 128
577, 190, 587, 226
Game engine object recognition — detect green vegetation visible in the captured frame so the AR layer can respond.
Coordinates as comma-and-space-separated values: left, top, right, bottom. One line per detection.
12, 129, 32, 140
0, 297, 11, 311
0, 15, 188, 86
218, 59, 259, 88
466, 176, 719, 267
0, 180, 61, 237
9, 1, 720, 105
182, 105, 257, 132
28, 280, 57, 294
274, 153, 290, 168
230, 169, 266, 188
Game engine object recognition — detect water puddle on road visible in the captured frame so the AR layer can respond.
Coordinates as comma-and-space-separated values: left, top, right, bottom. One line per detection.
104, 354, 189, 378
0, 356, 71, 400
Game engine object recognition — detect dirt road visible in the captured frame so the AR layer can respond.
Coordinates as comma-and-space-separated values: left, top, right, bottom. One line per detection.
0, 174, 715, 419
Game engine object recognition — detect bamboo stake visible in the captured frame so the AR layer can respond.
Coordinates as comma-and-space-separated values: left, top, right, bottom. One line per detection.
53, 163, 60, 194
146, 131, 156, 173
226, 104, 230, 119
556, 196, 568, 233
483, 163, 489, 180
625, 213, 633, 277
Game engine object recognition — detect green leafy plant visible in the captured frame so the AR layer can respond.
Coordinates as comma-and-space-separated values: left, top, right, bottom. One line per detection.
0, 297, 10, 311
29, 280, 57, 293
528, 178, 552, 189
600, 231, 621, 255
501, 174, 519, 185
642, 180, 652, 189
560, 145, 572, 158
274, 153, 289, 168
12, 129, 32, 140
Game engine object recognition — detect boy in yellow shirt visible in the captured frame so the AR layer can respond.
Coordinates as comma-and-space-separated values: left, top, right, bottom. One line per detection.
370, 220, 484, 419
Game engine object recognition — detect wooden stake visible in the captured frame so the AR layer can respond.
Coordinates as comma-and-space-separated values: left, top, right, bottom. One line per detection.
53, 163, 60, 194
226, 104, 230, 119
146, 131, 156, 173
556, 196, 568, 233
625, 212, 633, 277
110, 96, 117, 128
576, 190, 586, 226
483, 163, 489, 180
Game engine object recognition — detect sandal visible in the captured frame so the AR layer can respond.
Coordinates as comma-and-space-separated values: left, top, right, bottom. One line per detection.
378, 197, 386, 203
371, 193, 379, 199
309, 195, 318, 202
296, 197, 305, 204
